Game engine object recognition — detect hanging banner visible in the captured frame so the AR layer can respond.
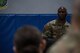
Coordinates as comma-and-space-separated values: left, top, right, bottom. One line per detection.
0, 0, 7, 10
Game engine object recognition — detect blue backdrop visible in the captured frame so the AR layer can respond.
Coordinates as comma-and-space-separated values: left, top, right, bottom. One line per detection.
0, 14, 71, 53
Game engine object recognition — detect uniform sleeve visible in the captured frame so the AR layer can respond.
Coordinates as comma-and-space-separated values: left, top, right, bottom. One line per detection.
65, 22, 70, 27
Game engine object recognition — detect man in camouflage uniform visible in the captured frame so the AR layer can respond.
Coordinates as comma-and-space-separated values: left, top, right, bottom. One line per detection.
43, 7, 70, 41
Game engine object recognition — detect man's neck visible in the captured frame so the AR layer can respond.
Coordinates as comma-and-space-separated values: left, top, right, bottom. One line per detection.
56, 17, 66, 25
58, 17, 66, 20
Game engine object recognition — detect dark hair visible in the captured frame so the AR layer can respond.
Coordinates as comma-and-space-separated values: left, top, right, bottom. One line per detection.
14, 25, 42, 53
58, 7, 67, 12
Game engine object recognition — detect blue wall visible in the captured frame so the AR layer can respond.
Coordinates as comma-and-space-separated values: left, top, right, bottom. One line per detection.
0, 14, 71, 53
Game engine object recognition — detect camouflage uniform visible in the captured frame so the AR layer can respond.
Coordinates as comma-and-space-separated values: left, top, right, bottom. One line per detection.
43, 20, 69, 41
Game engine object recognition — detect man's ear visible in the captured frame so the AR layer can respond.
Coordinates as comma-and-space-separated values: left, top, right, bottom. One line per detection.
40, 39, 46, 50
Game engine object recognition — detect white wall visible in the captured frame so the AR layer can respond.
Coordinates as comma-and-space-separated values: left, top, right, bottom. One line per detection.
0, 0, 72, 14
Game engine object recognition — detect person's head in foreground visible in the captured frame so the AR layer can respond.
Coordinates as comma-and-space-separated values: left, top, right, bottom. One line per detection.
13, 25, 46, 53
58, 7, 67, 19
72, 1, 80, 31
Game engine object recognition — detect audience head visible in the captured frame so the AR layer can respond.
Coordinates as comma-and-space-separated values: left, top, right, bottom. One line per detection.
13, 25, 46, 53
